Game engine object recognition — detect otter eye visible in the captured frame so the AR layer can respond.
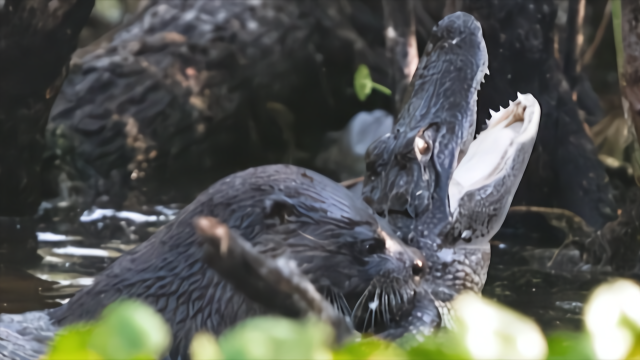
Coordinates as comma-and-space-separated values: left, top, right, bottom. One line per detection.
364, 239, 385, 255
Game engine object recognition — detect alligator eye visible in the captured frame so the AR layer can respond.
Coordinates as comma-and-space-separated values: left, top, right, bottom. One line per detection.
414, 127, 435, 161
415, 136, 429, 155
414, 135, 431, 162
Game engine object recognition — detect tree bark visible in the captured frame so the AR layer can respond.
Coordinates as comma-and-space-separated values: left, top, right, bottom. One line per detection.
464, 0, 617, 230
0, 0, 94, 262
443, 0, 463, 16
45, 0, 393, 210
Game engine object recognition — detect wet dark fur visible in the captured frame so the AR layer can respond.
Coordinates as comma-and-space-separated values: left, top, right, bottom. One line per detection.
49, 165, 421, 359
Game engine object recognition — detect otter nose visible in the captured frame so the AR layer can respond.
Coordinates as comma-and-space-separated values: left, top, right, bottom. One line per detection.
412, 259, 424, 277
407, 247, 426, 277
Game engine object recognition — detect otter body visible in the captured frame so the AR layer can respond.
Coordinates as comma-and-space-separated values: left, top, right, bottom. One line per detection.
50, 165, 423, 359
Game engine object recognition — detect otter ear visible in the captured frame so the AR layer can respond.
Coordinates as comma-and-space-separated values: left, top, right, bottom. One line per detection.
264, 197, 297, 226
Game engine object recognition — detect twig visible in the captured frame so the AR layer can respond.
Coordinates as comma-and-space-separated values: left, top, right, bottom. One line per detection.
581, 0, 612, 66
508, 206, 594, 235
194, 216, 354, 344
339, 176, 364, 188
508, 206, 594, 267
563, 0, 586, 85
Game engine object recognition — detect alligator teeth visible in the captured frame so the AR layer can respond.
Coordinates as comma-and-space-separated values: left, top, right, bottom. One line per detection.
489, 109, 497, 117
486, 69, 490, 75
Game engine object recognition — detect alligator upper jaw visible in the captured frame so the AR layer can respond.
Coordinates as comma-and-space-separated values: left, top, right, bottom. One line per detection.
362, 12, 489, 245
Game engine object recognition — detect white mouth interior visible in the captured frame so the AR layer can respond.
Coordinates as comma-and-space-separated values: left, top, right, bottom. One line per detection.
448, 93, 538, 213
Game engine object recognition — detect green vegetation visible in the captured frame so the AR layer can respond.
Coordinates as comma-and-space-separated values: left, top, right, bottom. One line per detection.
354, 64, 392, 101
44, 278, 640, 360
43, 301, 171, 360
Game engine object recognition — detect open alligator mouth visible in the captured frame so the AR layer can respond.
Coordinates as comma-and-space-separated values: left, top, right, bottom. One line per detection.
368, 93, 541, 248
444, 92, 541, 246
362, 93, 541, 342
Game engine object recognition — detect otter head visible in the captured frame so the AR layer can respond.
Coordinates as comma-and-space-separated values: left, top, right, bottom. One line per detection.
246, 167, 427, 335
258, 208, 427, 336
362, 12, 488, 253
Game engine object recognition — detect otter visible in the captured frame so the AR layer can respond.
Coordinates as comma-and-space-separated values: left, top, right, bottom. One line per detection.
49, 165, 426, 359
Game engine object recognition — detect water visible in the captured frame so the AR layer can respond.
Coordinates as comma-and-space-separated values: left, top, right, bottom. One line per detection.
3, 201, 637, 337
0, 204, 180, 315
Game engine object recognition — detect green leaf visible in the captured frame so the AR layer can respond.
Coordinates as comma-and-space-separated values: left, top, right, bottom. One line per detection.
218, 316, 333, 360
354, 65, 392, 102
190, 331, 224, 360
333, 337, 407, 360
546, 332, 596, 360
584, 279, 640, 360
354, 64, 373, 101
43, 323, 102, 360
452, 292, 548, 360
88, 300, 172, 360
404, 331, 471, 360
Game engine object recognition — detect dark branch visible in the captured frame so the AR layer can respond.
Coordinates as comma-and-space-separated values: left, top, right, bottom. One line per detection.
194, 216, 354, 344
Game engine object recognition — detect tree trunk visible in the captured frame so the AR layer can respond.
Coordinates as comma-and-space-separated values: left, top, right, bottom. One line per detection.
0, 0, 94, 263
610, 0, 640, 186
464, 0, 617, 230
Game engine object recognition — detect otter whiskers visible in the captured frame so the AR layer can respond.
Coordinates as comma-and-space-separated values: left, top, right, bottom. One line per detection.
323, 287, 351, 318
352, 282, 416, 334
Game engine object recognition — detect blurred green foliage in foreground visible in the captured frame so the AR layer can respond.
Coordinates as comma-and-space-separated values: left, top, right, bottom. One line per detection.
43, 278, 640, 360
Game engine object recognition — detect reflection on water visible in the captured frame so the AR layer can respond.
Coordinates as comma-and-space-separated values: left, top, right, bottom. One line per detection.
1, 205, 180, 315
486, 228, 640, 333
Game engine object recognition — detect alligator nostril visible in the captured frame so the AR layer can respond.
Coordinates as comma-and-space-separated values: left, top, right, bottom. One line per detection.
412, 259, 424, 277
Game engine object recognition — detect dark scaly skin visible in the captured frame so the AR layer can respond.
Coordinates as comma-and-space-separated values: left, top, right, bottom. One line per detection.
49, 165, 423, 359
363, 12, 487, 250
363, 13, 490, 338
